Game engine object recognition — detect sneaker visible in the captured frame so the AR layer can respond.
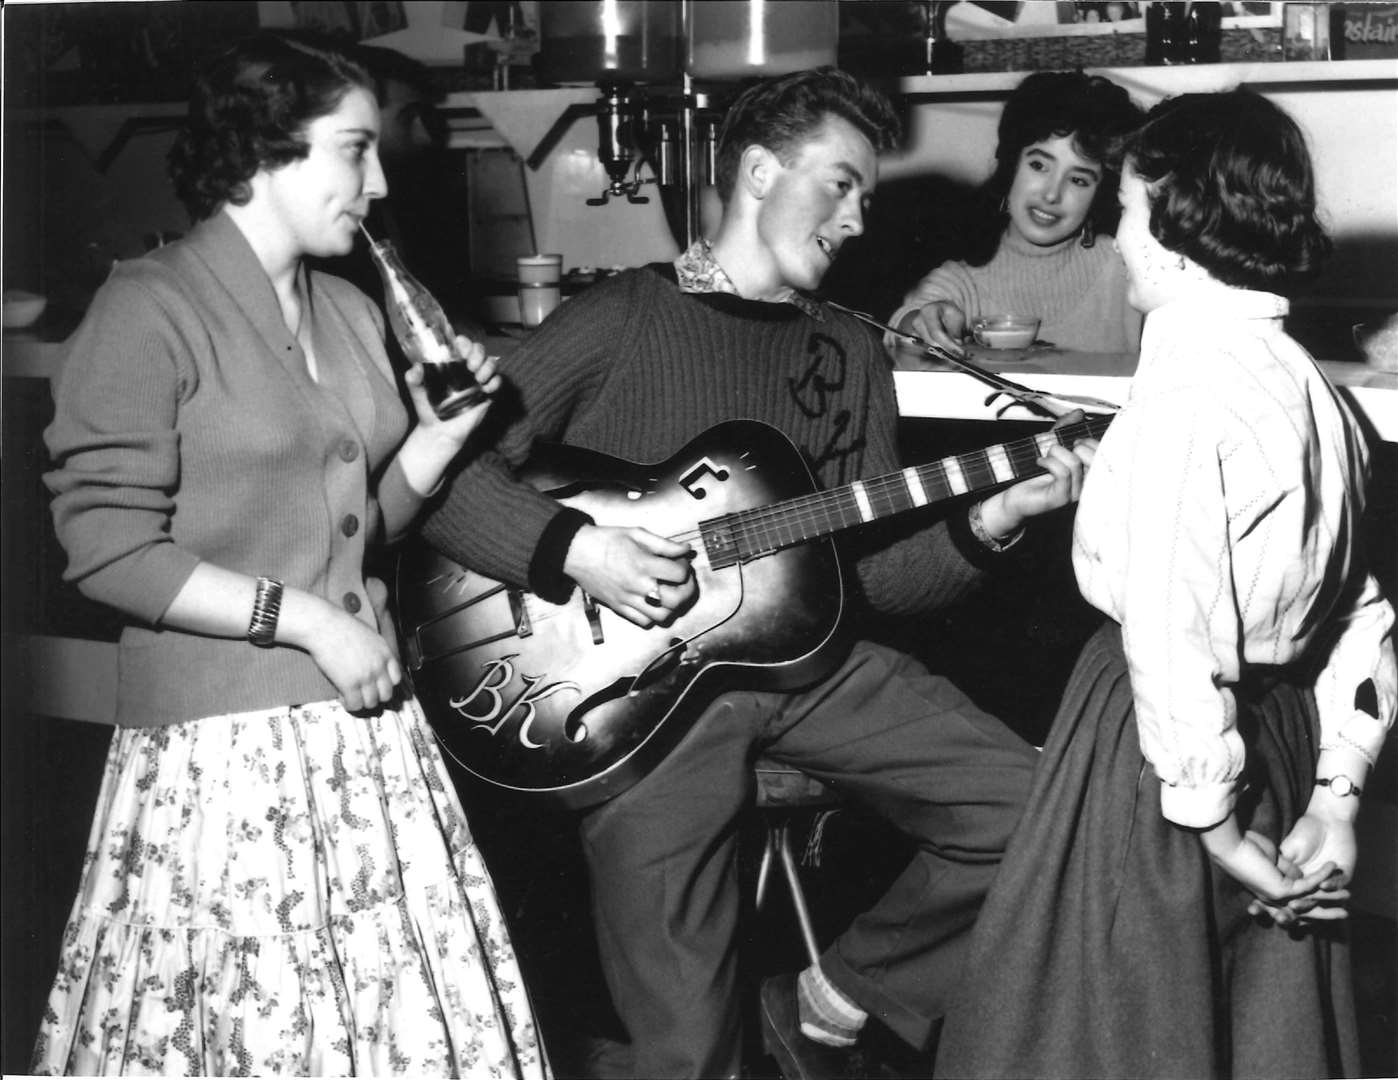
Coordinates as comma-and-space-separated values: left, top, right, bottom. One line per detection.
759, 973, 861, 1080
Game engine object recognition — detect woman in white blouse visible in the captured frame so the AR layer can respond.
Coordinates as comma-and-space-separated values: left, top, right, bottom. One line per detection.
933, 90, 1395, 1079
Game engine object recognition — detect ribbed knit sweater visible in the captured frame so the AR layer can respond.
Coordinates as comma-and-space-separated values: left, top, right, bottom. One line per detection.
45, 212, 420, 726
422, 265, 994, 620
889, 230, 1142, 354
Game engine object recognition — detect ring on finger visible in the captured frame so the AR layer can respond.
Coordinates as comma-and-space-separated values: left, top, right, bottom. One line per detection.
644, 580, 663, 607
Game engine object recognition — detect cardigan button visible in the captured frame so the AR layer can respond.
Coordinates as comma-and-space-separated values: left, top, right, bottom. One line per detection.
343, 592, 362, 614
338, 440, 359, 463
341, 513, 359, 538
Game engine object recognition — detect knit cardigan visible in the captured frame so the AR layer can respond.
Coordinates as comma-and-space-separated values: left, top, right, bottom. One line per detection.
889, 230, 1142, 354
422, 265, 993, 621
45, 212, 421, 726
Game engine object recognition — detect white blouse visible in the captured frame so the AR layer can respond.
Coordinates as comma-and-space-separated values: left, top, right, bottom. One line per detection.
1073, 287, 1396, 828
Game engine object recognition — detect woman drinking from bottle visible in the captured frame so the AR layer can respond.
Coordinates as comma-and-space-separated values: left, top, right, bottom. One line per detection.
33, 31, 547, 1077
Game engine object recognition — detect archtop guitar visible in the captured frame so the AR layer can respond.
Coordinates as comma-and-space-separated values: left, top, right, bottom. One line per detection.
397, 415, 1108, 808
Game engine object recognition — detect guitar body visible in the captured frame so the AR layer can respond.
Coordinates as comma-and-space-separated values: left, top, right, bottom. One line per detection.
397, 410, 1112, 808
397, 420, 848, 808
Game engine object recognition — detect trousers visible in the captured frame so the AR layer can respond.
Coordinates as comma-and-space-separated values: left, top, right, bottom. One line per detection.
578, 639, 1039, 1078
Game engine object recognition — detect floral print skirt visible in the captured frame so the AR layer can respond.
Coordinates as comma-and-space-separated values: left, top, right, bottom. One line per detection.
31, 696, 550, 1078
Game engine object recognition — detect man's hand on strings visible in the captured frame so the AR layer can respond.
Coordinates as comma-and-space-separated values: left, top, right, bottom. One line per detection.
977, 410, 1098, 538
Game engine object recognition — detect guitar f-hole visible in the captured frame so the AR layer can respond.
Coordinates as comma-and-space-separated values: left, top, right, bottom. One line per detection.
679, 457, 729, 500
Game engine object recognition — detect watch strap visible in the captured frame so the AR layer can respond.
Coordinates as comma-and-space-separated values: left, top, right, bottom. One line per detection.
1315, 774, 1362, 798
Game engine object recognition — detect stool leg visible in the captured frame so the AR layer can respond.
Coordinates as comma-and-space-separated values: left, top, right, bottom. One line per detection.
756, 825, 776, 910
775, 820, 821, 967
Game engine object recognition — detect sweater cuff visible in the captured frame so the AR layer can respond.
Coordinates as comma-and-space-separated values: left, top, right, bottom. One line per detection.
82, 541, 202, 628
528, 507, 594, 604
377, 458, 425, 544
1159, 778, 1237, 830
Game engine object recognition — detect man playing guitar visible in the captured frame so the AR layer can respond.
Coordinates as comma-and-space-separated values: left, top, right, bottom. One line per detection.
416, 68, 1096, 1079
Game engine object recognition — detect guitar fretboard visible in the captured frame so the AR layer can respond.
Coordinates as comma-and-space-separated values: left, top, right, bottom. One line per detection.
702, 414, 1111, 568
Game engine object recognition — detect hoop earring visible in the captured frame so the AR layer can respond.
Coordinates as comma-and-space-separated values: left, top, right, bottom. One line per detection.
1080, 216, 1096, 248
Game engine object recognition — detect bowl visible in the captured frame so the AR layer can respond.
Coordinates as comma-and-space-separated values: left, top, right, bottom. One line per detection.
3, 289, 48, 330
971, 313, 1040, 350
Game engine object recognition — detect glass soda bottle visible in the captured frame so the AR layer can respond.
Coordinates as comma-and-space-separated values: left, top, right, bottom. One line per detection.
364, 233, 486, 418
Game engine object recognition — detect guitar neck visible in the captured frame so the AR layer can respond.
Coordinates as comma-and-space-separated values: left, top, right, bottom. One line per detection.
704, 414, 1111, 567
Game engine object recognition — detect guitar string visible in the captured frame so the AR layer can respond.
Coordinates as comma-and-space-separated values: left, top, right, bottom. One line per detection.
663, 416, 1107, 552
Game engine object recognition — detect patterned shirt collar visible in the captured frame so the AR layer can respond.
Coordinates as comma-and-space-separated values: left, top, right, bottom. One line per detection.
1149, 285, 1288, 328
673, 239, 825, 321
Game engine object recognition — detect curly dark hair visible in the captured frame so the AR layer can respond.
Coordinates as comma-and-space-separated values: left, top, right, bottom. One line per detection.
963, 70, 1143, 265
168, 32, 374, 222
1122, 89, 1331, 291
714, 67, 902, 205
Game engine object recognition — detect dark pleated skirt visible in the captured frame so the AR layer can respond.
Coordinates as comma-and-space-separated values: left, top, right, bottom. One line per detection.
934, 622, 1359, 1080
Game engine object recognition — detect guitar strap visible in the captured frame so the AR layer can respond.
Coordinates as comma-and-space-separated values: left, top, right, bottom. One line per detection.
825, 300, 1121, 419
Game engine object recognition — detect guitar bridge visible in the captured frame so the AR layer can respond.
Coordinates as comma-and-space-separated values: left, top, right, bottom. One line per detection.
507, 588, 533, 638
582, 591, 605, 644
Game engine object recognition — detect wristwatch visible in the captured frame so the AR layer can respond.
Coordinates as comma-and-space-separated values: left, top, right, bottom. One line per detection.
1315, 774, 1363, 798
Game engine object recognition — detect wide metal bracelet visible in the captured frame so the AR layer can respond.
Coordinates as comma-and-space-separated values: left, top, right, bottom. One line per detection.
247, 577, 284, 647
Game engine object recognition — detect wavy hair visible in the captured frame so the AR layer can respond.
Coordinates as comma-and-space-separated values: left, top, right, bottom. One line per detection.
714, 67, 902, 205
964, 70, 1143, 265
1122, 89, 1330, 291
168, 32, 373, 222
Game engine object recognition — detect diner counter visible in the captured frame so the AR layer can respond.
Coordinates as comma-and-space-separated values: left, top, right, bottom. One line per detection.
893, 346, 1398, 442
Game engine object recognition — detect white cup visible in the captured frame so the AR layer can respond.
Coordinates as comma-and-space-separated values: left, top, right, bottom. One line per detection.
517, 253, 563, 328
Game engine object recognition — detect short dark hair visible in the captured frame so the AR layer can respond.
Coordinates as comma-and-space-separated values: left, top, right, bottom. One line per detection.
168, 32, 373, 222
713, 67, 902, 204
966, 70, 1142, 264
1122, 89, 1330, 291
